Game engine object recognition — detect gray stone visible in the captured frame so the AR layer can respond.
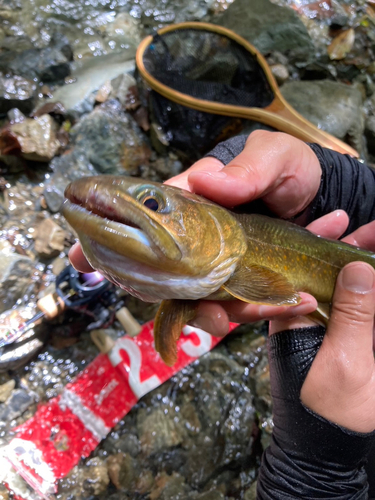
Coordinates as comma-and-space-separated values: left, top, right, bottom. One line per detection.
281, 79, 364, 152
0, 75, 37, 116
149, 472, 191, 499
270, 64, 289, 86
0, 46, 71, 83
0, 388, 35, 422
43, 150, 97, 213
137, 407, 186, 454
2, 114, 61, 162
34, 218, 66, 258
0, 253, 34, 314
107, 453, 136, 490
70, 99, 151, 175
82, 457, 110, 496
216, 0, 314, 61
0, 379, 15, 403
244, 481, 257, 500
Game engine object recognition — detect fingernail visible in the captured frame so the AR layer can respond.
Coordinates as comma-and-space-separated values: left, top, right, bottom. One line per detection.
342, 263, 375, 293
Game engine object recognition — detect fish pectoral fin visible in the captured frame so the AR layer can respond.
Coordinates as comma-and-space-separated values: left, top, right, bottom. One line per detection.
222, 264, 301, 305
154, 299, 199, 366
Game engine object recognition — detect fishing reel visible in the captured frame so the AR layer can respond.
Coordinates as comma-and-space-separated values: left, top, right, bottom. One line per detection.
0, 265, 125, 371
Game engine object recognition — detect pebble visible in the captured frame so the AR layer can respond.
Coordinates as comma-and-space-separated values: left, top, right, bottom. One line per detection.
0, 379, 15, 403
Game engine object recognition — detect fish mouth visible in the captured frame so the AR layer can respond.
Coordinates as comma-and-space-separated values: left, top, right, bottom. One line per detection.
62, 178, 182, 267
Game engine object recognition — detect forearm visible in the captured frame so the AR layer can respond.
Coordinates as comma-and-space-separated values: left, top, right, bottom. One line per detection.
306, 144, 375, 234
256, 327, 375, 500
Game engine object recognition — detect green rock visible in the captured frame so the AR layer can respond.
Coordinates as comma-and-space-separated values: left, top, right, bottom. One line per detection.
216, 0, 314, 60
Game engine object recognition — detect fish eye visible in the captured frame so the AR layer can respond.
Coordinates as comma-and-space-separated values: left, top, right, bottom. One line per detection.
136, 188, 166, 212
142, 196, 160, 211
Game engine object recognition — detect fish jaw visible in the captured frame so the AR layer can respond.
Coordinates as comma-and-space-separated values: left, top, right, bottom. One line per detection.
63, 177, 181, 265
63, 176, 247, 302
77, 232, 239, 302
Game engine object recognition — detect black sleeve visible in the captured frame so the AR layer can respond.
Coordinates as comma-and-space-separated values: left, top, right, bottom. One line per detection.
206, 137, 375, 233
256, 327, 375, 500
305, 144, 375, 234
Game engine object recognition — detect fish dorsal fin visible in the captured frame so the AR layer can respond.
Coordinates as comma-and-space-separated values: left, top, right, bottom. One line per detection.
154, 299, 199, 366
222, 264, 301, 306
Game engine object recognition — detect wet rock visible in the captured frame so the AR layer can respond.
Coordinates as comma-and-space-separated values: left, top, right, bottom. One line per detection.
135, 469, 155, 494
32, 101, 66, 123
0, 42, 72, 83
83, 457, 110, 496
0, 484, 9, 500
0, 114, 61, 162
22, 344, 97, 402
109, 73, 139, 110
137, 406, 186, 454
220, 390, 256, 464
43, 151, 96, 213
95, 80, 112, 104
50, 53, 135, 114
34, 218, 66, 258
0, 388, 35, 422
70, 100, 151, 174
0, 75, 37, 116
103, 12, 142, 49
216, 0, 314, 61
149, 472, 191, 499
281, 79, 364, 151
51, 32, 74, 63
103, 429, 141, 458
270, 64, 289, 85
244, 481, 257, 500
0, 379, 15, 403
107, 452, 136, 490
190, 491, 225, 500
7, 108, 26, 124
0, 253, 35, 314
60, 457, 109, 497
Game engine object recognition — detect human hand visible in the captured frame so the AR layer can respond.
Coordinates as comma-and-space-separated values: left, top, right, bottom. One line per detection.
256, 259, 375, 499
166, 130, 322, 217
270, 259, 375, 433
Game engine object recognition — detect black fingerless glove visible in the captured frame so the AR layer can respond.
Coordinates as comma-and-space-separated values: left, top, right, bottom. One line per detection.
257, 327, 375, 499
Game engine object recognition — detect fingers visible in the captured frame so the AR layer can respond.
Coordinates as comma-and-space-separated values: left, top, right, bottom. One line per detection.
190, 293, 317, 337
184, 131, 321, 216
305, 210, 349, 239
68, 243, 95, 273
341, 219, 375, 251
164, 157, 224, 191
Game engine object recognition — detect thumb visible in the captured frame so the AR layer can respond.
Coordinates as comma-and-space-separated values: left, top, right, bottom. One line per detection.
187, 131, 320, 214
326, 262, 375, 361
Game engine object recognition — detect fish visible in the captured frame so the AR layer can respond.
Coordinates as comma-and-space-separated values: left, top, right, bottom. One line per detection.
62, 175, 375, 366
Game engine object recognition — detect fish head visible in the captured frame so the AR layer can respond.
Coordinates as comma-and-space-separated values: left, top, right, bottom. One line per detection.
63, 176, 247, 302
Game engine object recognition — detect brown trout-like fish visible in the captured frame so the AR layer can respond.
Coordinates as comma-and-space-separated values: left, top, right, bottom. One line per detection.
62, 176, 375, 365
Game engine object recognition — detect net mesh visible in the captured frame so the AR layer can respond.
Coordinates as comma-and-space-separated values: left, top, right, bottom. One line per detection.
139, 28, 275, 161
